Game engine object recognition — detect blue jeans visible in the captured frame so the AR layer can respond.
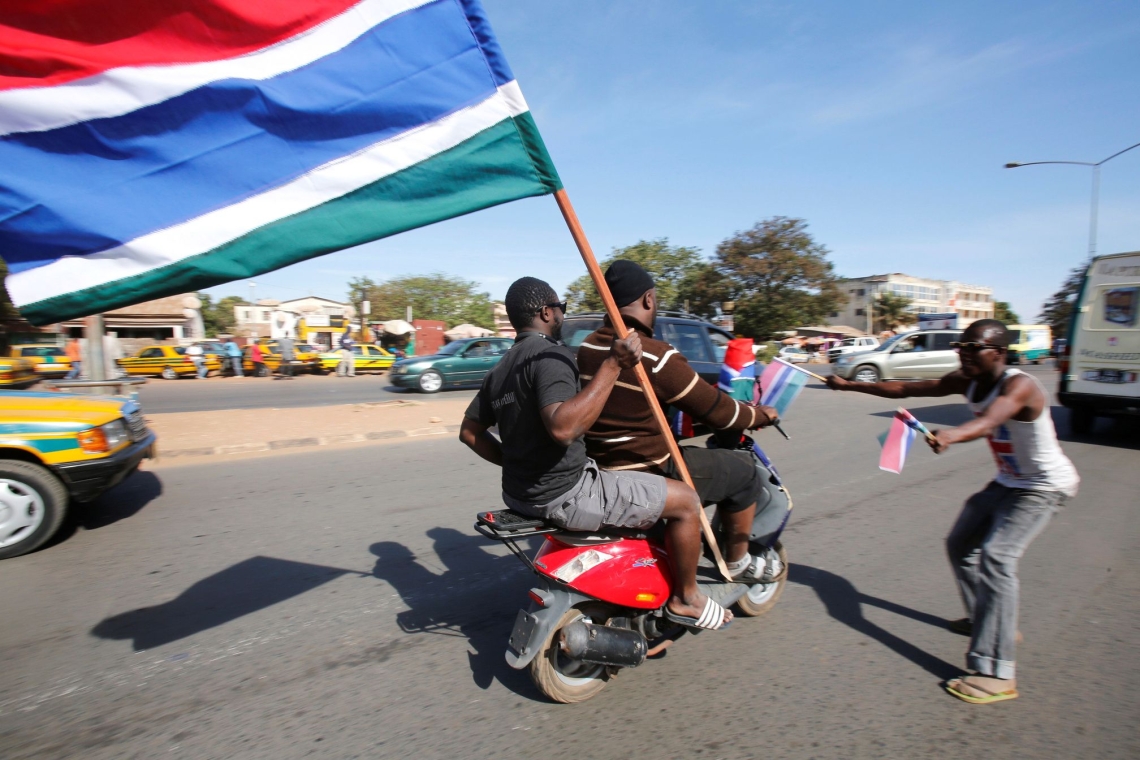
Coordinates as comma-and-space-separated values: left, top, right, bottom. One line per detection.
946, 481, 1063, 679
230, 356, 243, 376
193, 358, 208, 378
66, 360, 82, 380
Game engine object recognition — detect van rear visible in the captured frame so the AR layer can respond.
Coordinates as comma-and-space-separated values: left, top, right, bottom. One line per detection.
1007, 325, 1052, 365
1059, 251, 1140, 433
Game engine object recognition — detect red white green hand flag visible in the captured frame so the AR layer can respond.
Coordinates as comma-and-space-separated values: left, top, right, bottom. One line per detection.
878, 408, 934, 474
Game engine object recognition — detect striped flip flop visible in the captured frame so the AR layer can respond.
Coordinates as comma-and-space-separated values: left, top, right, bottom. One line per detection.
664, 596, 731, 631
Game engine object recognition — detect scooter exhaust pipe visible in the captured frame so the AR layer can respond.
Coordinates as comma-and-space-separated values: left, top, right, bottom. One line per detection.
560, 621, 647, 667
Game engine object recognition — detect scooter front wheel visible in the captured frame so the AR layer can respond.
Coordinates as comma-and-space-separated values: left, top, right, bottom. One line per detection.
530, 604, 612, 703
735, 541, 788, 617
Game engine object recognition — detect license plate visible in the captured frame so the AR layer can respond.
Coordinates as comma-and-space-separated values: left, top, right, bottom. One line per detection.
507, 609, 538, 656
1085, 369, 1137, 384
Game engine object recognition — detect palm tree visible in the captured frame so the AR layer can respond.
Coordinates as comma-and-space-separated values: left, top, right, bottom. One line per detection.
873, 292, 913, 332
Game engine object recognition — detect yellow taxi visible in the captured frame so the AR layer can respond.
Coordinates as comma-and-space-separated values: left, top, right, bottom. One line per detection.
119, 345, 222, 379
317, 344, 395, 374
249, 340, 322, 375
0, 389, 156, 559
0, 357, 38, 388
9, 344, 72, 379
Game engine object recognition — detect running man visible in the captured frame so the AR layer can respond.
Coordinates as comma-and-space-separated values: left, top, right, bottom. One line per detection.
827, 319, 1078, 703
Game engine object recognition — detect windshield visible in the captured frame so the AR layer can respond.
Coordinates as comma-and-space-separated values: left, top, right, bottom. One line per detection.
873, 333, 911, 352
436, 342, 467, 356
296, 344, 316, 353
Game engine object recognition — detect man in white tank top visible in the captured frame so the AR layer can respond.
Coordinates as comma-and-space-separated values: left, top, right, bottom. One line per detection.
827, 320, 1078, 704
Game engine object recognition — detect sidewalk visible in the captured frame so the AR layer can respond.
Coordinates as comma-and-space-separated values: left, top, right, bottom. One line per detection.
147, 397, 473, 463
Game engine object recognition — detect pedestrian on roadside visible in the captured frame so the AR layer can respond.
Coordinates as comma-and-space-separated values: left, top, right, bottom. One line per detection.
337, 331, 355, 377
827, 319, 1079, 704
250, 342, 265, 377
65, 337, 82, 379
185, 343, 208, 379
223, 338, 244, 377
278, 336, 295, 379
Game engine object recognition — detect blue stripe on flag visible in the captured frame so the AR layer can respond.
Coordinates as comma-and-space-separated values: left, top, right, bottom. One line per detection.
760, 363, 796, 407
0, 0, 502, 271
457, 0, 516, 87
718, 365, 739, 392
772, 372, 807, 416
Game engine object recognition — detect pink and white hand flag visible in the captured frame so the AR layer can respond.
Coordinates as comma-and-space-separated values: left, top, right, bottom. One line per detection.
878, 408, 933, 474
759, 357, 814, 417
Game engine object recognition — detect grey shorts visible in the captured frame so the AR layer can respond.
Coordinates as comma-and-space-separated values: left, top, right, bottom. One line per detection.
503, 458, 668, 532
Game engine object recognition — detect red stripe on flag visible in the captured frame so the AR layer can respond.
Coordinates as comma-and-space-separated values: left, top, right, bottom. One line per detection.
0, 0, 364, 91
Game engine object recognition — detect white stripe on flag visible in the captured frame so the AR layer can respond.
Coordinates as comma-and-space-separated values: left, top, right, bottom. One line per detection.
0, 0, 435, 137
7, 82, 528, 307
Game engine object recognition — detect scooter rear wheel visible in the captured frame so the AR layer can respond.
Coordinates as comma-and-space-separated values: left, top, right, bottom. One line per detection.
530, 604, 612, 703
735, 542, 788, 617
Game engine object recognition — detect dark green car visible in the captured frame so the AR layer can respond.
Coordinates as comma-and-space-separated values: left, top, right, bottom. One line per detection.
389, 337, 513, 393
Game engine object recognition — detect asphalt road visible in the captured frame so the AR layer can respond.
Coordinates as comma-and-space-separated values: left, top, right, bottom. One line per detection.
2, 370, 1136, 759
133, 373, 478, 413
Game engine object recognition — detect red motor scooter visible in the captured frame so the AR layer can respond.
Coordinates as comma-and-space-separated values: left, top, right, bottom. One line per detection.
473, 434, 792, 703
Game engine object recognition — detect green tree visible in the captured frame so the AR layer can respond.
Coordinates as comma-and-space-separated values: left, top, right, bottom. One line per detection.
694, 217, 844, 339
564, 239, 704, 312
1038, 264, 1086, 337
873, 292, 914, 332
994, 300, 1020, 324
353, 274, 495, 328
197, 293, 249, 337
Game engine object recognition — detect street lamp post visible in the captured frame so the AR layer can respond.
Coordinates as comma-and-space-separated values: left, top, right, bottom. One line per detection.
1004, 141, 1140, 262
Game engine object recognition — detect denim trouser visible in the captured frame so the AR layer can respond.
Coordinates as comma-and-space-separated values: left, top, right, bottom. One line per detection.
66, 361, 82, 379
337, 349, 355, 376
946, 481, 1064, 679
193, 358, 207, 378
231, 356, 243, 376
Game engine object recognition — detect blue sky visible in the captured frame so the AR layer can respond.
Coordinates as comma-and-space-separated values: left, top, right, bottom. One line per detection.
207, 0, 1140, 323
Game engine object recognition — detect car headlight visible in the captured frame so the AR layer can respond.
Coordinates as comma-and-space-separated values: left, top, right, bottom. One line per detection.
101, 419, 130, 449
836, 357, 851, 365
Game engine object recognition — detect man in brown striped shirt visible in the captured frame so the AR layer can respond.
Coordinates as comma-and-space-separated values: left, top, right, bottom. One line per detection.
577, 260, 784, 583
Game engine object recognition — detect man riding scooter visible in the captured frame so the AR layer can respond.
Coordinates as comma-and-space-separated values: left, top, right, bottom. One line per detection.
576, 260, 785, 583
459, 276, 734, 631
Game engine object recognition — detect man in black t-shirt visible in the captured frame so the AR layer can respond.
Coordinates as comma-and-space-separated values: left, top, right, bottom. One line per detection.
460, 277, 733, 631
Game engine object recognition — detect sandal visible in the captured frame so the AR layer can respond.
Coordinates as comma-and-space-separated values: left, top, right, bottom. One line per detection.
944, 675, 1019, 704
664, 596, 731, 631
731, 549, 786, 584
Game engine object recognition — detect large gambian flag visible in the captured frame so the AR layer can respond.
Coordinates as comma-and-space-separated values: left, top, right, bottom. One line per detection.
0, 0, 562, 325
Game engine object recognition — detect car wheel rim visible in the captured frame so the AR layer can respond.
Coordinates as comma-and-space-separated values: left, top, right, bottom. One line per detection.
0, 479, 45, 548
420, 373, 442, 392
855, 368, 877, 383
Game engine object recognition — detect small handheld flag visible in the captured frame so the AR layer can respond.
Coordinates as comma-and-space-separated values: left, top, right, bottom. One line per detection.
759, 357, 814, 417
718, 339, 757, 402
878, 408, 934, 473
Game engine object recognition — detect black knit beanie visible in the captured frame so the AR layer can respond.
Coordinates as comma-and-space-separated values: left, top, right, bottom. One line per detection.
604, 260, 655, 307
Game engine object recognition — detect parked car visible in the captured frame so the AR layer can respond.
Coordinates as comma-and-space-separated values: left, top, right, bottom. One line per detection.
389, 337, 514, 392
0, 389, 156, 559
830, 330, 959, 383
119, 345, 222, 379
827, 336, 881, 362
776, 345, 811, 364
254, 340, 322, 374
10, 344, 72, 379
317, 344, 395, 374
561, 311, 735, 385
0, 357, 39, 388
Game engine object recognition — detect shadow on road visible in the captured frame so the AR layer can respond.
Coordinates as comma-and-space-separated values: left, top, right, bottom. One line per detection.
369, 527, 539, 698
869, 404, 973, 428
91, 556, 355, 651
788, 564, 961, 680
76, 470, 163, 531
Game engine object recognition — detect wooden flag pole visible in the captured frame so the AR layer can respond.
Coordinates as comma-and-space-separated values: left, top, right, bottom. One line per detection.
554, 189, 732, 582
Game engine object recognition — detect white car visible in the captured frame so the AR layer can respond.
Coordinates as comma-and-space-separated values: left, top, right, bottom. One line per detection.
777, 345, 811, 364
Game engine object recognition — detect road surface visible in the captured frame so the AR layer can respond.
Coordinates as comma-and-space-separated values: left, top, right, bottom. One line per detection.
1, 371, 1136, 759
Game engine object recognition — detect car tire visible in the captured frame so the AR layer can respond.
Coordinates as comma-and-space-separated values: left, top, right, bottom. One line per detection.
161, 367, 179, 380
0, 460, 69, 560
853, 365, 880, 383
418, 370, 443, 393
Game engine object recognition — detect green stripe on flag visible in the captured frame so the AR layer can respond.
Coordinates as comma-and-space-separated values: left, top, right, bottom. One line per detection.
21, 115, 562, 325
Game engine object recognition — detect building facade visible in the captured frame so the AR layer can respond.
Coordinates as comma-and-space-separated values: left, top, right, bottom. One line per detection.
828, 273, 995, 333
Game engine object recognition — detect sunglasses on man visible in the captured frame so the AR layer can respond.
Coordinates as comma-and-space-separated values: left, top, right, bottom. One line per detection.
949, 341, 1004, 353
540, 300, 567, 314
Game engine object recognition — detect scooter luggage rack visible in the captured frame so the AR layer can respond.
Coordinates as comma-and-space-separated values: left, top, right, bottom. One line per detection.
473, 509, 562, 572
